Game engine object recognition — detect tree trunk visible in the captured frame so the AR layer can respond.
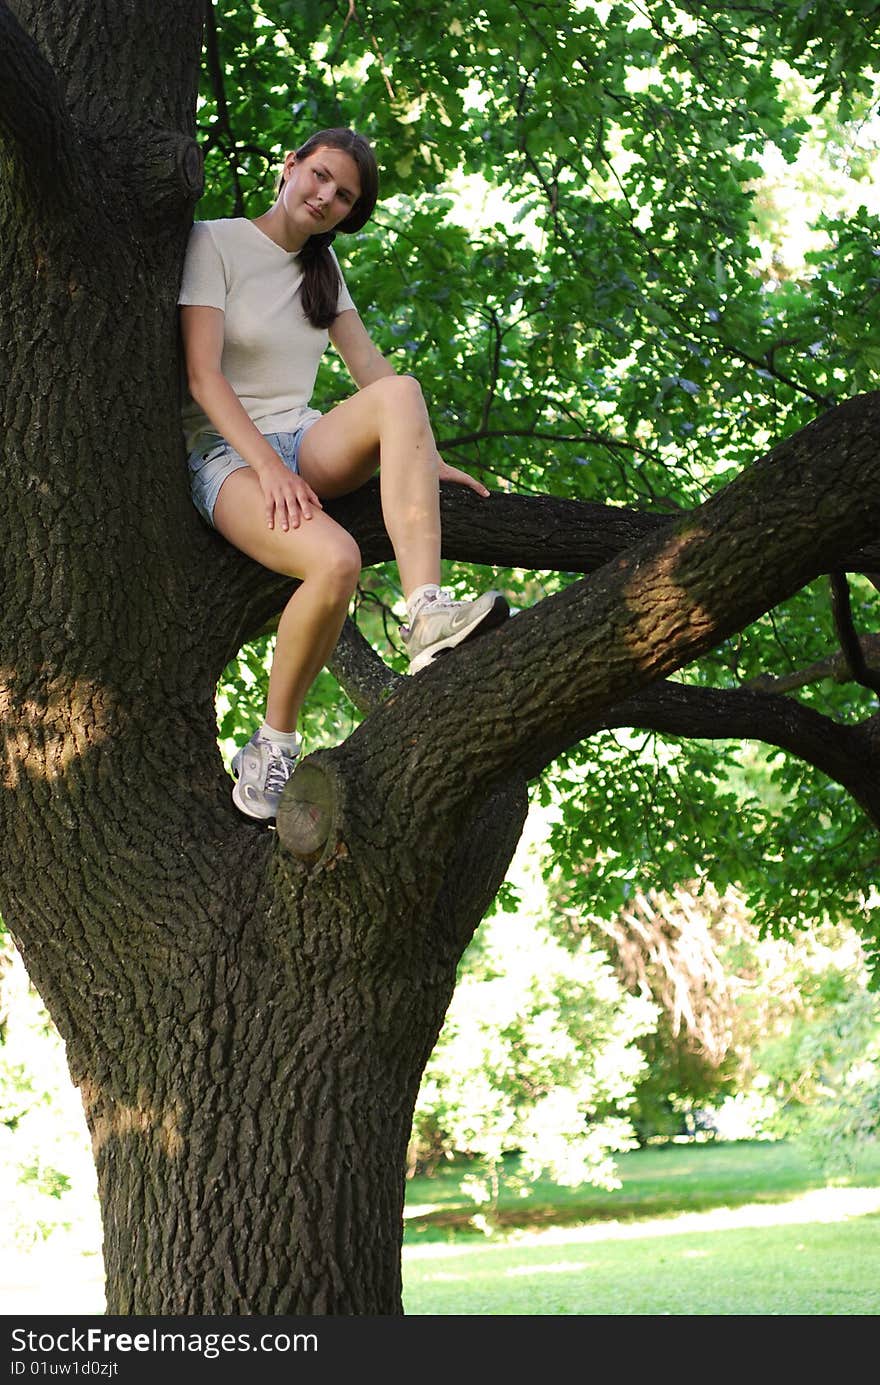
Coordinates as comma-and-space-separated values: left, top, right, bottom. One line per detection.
81, 828, 502, 1313
0, 0, 526, 1295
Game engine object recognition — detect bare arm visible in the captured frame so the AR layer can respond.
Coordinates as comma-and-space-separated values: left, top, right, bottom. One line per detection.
330, 309, 396, 388
180, 305, 287, 473
180, 304, 321, 530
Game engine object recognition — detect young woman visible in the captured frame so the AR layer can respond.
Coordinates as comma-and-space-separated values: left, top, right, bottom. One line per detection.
179, 127, 509, 823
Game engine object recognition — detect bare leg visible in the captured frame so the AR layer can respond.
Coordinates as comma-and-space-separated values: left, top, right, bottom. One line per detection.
297, 375, 441, 598
213, 467, 361, 731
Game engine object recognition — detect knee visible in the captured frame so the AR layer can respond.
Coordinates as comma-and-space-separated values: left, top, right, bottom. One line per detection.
322, 535, 362, 599
373, 373, 425, 417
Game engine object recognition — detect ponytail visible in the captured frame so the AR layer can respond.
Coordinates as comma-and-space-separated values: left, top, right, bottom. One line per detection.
276, 127, 380, 331
299, 230, 344, 330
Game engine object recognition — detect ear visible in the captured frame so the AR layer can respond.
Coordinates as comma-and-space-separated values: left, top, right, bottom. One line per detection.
282, 152, 297, 181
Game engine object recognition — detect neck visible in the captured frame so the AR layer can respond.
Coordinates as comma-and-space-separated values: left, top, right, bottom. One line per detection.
251, 204, 308, 254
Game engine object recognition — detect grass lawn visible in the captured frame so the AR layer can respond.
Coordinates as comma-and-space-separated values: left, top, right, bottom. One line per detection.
403, 1213, 880, 1315
3, 1139, 878, 1315
402, 1140, 880, 1314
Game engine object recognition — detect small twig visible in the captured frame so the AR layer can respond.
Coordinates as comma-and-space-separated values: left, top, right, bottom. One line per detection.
829, 571, 880, 699
479, 309, 503, 433
437, 425, 653, 457
743, 634, 880, 695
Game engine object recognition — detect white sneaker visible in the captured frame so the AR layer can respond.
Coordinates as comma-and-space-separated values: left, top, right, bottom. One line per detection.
401, 588, 509, 674
231, 731, 301, 822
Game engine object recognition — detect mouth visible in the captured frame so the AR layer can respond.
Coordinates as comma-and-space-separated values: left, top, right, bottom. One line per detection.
305, 203, 325, 220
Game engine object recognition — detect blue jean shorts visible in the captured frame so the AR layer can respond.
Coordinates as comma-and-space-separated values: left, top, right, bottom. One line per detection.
187, 428, 310, 528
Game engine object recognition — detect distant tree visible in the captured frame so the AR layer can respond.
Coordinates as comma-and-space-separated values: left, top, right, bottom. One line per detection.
578, 882, 748, 1140
409, 891, 656, 1205
756, 930, 880, 1168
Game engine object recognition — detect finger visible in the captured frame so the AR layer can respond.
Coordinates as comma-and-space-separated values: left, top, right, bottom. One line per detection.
266, 497, 275, 530
465, 470, 490, 497
286, 496, 300, 530
456, 471, 490, 497
272, 490, 290, 532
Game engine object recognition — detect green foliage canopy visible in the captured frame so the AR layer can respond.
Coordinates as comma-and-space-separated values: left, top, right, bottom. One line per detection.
201, 0, 880, 959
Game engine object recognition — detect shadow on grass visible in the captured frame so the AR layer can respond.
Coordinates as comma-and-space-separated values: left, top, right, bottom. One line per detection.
403, 1139, 880, 1243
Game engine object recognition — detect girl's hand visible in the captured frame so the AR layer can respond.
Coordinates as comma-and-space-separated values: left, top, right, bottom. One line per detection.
259, 461, 323, 531
437, 459, 490, 498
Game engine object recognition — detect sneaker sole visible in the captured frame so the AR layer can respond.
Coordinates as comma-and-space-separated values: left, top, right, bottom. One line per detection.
409, 593, 510, 674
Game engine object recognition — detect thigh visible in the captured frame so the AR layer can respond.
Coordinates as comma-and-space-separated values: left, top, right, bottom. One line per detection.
296, 384, 390, 499
212, 464, 359, 578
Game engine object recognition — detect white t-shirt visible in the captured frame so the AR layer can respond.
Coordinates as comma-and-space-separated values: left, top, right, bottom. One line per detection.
178, 218, 355, 452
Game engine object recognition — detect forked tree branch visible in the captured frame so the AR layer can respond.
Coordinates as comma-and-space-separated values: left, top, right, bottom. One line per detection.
744, 634, 880, 695
521, 679, 880, 829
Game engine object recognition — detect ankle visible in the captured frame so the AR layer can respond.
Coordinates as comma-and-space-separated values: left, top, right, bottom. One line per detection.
406, 583, 442, 620
258, 720, 300, 752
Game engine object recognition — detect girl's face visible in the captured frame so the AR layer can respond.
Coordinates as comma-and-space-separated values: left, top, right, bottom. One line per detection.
281, 147, 361, 235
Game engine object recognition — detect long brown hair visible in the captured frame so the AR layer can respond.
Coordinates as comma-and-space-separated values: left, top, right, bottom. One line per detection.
277, 128, 379, 329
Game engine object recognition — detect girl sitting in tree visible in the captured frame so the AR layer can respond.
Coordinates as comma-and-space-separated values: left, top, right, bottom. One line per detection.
179, 127, 509, 822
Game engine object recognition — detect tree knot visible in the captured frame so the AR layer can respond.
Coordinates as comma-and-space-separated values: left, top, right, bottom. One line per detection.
275, 759, 337, 862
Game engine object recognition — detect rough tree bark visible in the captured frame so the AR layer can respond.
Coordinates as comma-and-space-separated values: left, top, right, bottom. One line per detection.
2, 1, 880, 1315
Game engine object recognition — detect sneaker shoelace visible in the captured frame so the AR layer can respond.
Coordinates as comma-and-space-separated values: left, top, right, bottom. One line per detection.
406, 587, 457, 628
263, 741, 298, 796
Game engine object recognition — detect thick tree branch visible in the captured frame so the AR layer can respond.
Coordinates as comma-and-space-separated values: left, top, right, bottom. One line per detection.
324, 475, 880, 581
327, 617, 401, 715
301, 391, 880, 865
326, 478, 673, 575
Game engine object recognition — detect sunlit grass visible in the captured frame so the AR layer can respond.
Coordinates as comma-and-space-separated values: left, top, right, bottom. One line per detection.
401, 1140, 880, 1313
403, 1209, 880, 1315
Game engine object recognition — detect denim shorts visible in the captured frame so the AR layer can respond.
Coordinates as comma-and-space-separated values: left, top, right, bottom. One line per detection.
187, 427, 310, 528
